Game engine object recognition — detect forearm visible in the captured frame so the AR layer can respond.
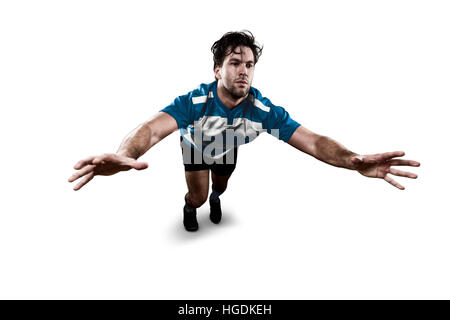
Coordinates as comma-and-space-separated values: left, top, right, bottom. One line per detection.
116, 122, 157, 159
116, 112, 178, 159
313, 135, 358, 170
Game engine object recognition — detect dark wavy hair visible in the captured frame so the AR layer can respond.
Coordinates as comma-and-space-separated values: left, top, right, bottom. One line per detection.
211, 30, 263, 72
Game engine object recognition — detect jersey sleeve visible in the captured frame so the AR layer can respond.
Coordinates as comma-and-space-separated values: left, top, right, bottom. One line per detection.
266, 103, 301, 142
160, 92, 193, 129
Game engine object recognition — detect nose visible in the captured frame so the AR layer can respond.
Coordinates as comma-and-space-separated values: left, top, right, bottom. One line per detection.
238, 63, 248, 76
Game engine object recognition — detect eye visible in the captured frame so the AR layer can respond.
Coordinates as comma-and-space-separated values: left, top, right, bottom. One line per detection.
246, 63, 254, 68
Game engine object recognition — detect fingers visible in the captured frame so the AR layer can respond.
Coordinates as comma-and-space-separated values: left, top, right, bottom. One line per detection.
368, 151, 405, 163
358, 151, 409, 164
384, 175, 405, 190
388, 167, 418, 179
131, 161, 148, 170
73, 171, 95, 191
389, 159, 421, 167
74, 154, 113, 169
68, 164, 95, 183
380, 151, 405, 160
115, 155, 148, 170
69, 154, 148, 191
74, 156, 96, 170
92, 154, 113, 165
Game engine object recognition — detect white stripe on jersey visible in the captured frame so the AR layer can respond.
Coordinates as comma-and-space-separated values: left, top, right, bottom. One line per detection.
192, 95, 207, 104
254, 98, 270, 112
191, 91, 214, 104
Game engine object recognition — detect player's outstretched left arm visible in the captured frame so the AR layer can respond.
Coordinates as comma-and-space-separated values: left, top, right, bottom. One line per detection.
287, 126, 420, 190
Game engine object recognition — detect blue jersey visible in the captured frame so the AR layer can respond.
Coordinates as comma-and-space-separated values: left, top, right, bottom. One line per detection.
161, 81, 301, 159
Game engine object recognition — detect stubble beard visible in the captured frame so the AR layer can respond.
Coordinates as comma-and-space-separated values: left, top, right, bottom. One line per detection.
225, 83, 250, 100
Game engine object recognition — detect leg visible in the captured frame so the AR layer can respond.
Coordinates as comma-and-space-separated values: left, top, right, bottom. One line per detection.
208, 148, 238, 224
185, 170, 210, 208
210, 146, 238, 196
211, 171, 233, 195
208, 171, 234, 224
182, 170, 209, 232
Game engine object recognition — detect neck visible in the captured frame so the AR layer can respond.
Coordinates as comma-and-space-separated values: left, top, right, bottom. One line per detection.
216, 81, 248, 110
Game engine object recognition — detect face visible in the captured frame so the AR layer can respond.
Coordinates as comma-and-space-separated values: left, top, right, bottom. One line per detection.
215, 45, 255, 99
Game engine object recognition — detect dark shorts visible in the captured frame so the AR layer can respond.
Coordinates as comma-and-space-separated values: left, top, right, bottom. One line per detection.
180, 137, 238, 176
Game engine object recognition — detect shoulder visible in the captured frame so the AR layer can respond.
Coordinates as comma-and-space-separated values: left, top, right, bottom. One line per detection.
250, 86, 293, 123
192, 81, 214, 95
250, 86, 275, 113
183, 81, 216, 104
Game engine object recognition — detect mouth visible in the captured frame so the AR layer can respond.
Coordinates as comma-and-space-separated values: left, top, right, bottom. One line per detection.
235, 80, 248, 85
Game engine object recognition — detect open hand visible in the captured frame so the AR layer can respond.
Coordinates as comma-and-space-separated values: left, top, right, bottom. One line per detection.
68, 153, 148, 191
350, 151, 420, 190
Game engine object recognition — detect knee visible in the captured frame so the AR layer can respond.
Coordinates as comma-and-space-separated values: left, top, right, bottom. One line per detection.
212, 183, 227, 194
187, 191, 208, 208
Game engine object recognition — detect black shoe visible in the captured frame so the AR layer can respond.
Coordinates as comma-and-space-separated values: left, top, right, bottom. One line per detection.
209, 198, 222, 224
183, 204, 198, 232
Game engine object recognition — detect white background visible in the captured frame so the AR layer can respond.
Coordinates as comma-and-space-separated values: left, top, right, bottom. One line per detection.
0, 0, 448, 299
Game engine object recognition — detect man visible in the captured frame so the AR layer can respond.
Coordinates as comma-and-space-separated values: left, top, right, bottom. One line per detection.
68, 31, 420, 232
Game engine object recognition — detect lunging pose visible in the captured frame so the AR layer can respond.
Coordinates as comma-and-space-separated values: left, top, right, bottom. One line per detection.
68, 31, 420, 231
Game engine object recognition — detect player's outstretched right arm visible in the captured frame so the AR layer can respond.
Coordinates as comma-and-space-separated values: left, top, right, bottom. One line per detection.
68, 111, 178, 191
